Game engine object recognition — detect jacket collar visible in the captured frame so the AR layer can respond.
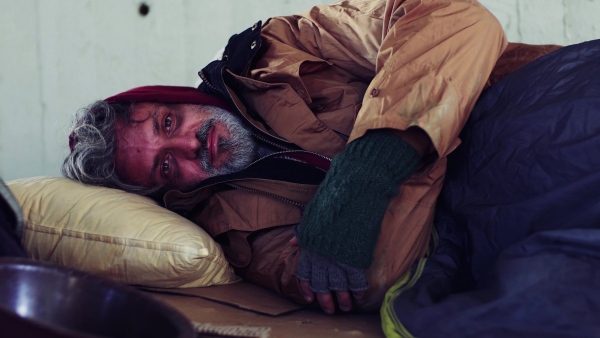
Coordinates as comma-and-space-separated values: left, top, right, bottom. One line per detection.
198, 21, 263, 100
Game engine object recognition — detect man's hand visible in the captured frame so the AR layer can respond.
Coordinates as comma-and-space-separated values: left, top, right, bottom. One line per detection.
293, 129, 421, 314
290, 236, 366, 314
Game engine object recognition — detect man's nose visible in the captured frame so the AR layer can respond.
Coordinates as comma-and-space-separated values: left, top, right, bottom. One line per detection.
167, 134, 200, 159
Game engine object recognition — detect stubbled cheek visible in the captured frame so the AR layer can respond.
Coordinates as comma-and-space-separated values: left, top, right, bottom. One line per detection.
215, 149, 235, 168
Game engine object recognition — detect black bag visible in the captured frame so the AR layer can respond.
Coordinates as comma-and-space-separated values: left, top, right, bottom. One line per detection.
0, 177, 27, 258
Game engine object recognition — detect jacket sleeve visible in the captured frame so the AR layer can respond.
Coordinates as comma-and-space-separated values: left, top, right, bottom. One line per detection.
263, 0, 507, 158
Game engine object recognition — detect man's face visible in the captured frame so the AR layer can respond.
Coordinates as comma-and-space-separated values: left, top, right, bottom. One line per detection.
114, 103, 256, 191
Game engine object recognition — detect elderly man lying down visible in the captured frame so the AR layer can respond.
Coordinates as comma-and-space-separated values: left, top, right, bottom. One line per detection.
63, 0, 572, 321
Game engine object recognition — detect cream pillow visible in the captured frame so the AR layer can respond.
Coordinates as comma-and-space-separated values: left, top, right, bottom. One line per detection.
7, 176, 239, 288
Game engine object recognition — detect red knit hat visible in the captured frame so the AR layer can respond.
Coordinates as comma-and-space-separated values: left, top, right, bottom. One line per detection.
104, 85, 232, 111
69, 85, 232, 152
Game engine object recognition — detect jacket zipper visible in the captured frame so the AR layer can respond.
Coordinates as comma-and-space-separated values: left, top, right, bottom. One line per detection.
226, 183, 306, 209
242, 149, 331, 171
198, 70, 220, 93
167, 149, 331, 210
252, 130, 292, 151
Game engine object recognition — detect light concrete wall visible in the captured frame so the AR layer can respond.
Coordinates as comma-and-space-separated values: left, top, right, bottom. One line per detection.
1, 0, 599, 180
480, 0, 600, 45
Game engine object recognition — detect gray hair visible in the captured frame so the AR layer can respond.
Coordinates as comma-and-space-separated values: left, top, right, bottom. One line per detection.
61, 101, 158, 195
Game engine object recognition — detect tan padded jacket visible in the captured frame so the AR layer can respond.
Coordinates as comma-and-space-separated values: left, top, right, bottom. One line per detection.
165, 0, 561, 307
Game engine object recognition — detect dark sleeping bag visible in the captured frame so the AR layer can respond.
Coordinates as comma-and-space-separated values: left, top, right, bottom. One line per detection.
382, 39, 600, 338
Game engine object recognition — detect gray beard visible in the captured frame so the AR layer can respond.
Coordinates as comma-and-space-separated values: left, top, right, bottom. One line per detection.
194, 105, 257, 177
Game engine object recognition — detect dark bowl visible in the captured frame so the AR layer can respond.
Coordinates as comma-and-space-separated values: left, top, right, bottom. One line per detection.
0, 258, 195, 338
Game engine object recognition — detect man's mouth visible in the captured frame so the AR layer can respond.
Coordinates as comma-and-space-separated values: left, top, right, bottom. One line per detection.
207, 124, 218, 166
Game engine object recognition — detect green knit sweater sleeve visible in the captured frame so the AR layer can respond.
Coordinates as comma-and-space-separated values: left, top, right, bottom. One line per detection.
297, 129, 421, 269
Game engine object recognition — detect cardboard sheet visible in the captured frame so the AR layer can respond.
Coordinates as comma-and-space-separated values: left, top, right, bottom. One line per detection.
142, 282, 383, 337
147, 292, 383, 337
143, 281, 303, 316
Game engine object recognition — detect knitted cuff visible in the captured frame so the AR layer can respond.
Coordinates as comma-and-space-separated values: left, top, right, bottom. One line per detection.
298, 129, 421, 268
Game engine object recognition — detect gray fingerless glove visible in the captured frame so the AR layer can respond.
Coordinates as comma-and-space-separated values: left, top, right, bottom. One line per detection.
296, 250, 368, 293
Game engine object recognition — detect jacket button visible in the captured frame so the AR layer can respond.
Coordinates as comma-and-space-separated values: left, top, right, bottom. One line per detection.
370, 88, 379, 97
252, 23, 258, 31
250, 40, 257, 49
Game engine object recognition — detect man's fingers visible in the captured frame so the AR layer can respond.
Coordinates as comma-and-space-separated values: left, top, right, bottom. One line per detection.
317, 292, 335, 314
295, 249, 367, 314
299, 278, 337, 314
299, 280, 314, 303
300, 280, 336, 315
289, 236, 299, 247
353, 290, 366, 301
336, 291, 353, 312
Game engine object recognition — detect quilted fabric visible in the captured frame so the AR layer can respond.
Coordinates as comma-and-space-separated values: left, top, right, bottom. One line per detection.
383, 39, 600, 337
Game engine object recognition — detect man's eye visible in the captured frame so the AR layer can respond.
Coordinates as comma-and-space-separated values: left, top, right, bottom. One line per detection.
161, 159, 170, 174
165, 115, 172, 133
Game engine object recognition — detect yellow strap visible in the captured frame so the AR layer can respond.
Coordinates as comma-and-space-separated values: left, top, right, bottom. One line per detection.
380, 227, 439, 337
